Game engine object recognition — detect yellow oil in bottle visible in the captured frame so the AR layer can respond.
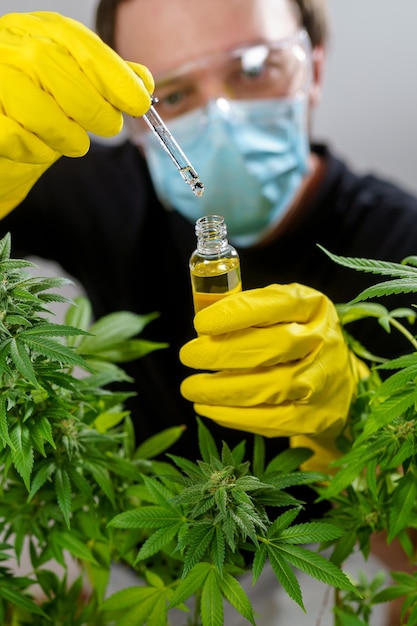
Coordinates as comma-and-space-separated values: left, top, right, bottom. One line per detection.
189, 215, 242, 314
191, 257, 242, 313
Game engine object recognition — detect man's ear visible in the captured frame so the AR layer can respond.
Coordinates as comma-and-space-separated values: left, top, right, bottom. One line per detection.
309, 45, 325, 107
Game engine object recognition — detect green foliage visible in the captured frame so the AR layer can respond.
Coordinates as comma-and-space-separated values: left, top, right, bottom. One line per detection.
2, 230, 417, 626
0, 233, 358, 625
317, 247, 417, 625
0, 233, 179, 624
108, 419, 356, 623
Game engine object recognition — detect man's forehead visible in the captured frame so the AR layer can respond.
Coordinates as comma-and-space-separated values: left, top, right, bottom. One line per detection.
115, 0, 300, 76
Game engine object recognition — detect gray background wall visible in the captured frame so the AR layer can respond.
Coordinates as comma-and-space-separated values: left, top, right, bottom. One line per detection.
2, 0, 417, 195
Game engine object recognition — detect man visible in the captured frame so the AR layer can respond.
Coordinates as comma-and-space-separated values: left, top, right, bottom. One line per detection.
0, 4, 414, 623
1, 1, 417, 470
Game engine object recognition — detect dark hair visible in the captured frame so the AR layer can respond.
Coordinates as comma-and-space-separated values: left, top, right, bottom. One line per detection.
95, 0, 329, 50
95, 0, 120, 49
292, 0, 329, 48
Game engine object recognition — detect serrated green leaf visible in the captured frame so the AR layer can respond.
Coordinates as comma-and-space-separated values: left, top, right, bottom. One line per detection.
229, 506, 263, 544
280, 522, 344, 545
323, 439, 387, 497
147, 597, 168, 626
265, 471, 324, 490
0, 395, 14, 449
214, 486, 227, 515
211, 525, 226, 573
21, 335, 88, 369
218, 571, 256, 625
145, 569, 165, 588
191, 494, 216, 518
28, 462, 55, 501
265, 447, 313, 475
351, 279, 417, 303
169, 562, 212, 608
135, 522, 182, 562
183, 524, 215, 577
356, 390, 417, 444
19, 323, 88, 338
268, 545, 304, 609
274, 543, 357, 594
109, 505, 182, 529
330, 532, 358, 567
27, 275, 73, 293
269, 508, 301, 536
10, 423, 34, 490
52, 530, 97, 563
385, 436, 416, 469
252, 543, 267, 584
54, 467, 72, 528
333, 608, 368, 626
168, 453, 206, 480
118, 590, 166, 626
201, 568, 224, 626
0, 585, 48, 617
135, 425, 185, 460
336, 302, 390, 325
1, 259, 34, 272
376, 363, 417, 397
83, 460, 116, 507
36, 416, 56, 449
38, 292, 72, 304
9, 338, 38, 387
388, 471, 417, 542
0, 231, 11, 259
318, 247, 417, 279
141, 473, 178, 505
102, 584, 160, 611
93, 409, 130, 433
257, 490, 302, 508
402, 255, 417, 267
78, 310, 159, 354
5, 314, 31, 327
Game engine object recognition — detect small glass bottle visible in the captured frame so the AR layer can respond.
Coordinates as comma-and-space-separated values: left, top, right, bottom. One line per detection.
189, 215, 242, 314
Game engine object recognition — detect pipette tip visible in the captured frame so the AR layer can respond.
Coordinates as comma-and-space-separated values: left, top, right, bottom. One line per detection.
192, 180, 205, 197
144, 98, 205, 197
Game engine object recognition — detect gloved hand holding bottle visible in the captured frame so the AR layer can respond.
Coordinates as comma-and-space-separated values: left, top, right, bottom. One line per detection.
0, 11, 154, 217
180, 283, 367, 472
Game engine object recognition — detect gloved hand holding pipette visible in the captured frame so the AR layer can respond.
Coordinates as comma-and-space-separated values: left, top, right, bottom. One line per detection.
0, 11, 154, 217
180, 283, 368, 472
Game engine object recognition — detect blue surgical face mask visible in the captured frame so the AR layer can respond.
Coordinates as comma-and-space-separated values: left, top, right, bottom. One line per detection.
142, 97, 309, 247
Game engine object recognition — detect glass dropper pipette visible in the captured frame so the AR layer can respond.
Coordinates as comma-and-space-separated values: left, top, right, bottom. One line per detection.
142, 97, 205, 197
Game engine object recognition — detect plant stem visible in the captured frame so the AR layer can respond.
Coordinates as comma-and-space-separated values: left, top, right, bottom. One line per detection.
389, 317, 417, 350
192, 588, 202, 625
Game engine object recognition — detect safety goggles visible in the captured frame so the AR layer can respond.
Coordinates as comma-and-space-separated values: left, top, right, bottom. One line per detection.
126, 29, 312, 141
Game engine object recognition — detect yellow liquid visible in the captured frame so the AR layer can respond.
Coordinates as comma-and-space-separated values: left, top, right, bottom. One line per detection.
191, 258, 242, 313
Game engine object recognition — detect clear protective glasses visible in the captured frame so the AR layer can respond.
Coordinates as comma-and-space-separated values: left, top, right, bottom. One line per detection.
127, 29, 312, 142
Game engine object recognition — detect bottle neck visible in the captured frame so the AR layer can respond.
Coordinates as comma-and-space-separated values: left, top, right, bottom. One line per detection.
195, 215, 229, 255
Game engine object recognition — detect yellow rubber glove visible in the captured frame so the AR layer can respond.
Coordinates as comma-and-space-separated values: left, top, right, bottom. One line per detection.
0, 11, 154, 217
180, 283, 367, 472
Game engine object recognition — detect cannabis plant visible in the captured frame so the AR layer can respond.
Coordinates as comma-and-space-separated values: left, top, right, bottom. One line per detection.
0, 232, 362, 625
0, 231, 179, 624
3, 228, 416, 626
315, 248, 417, 626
